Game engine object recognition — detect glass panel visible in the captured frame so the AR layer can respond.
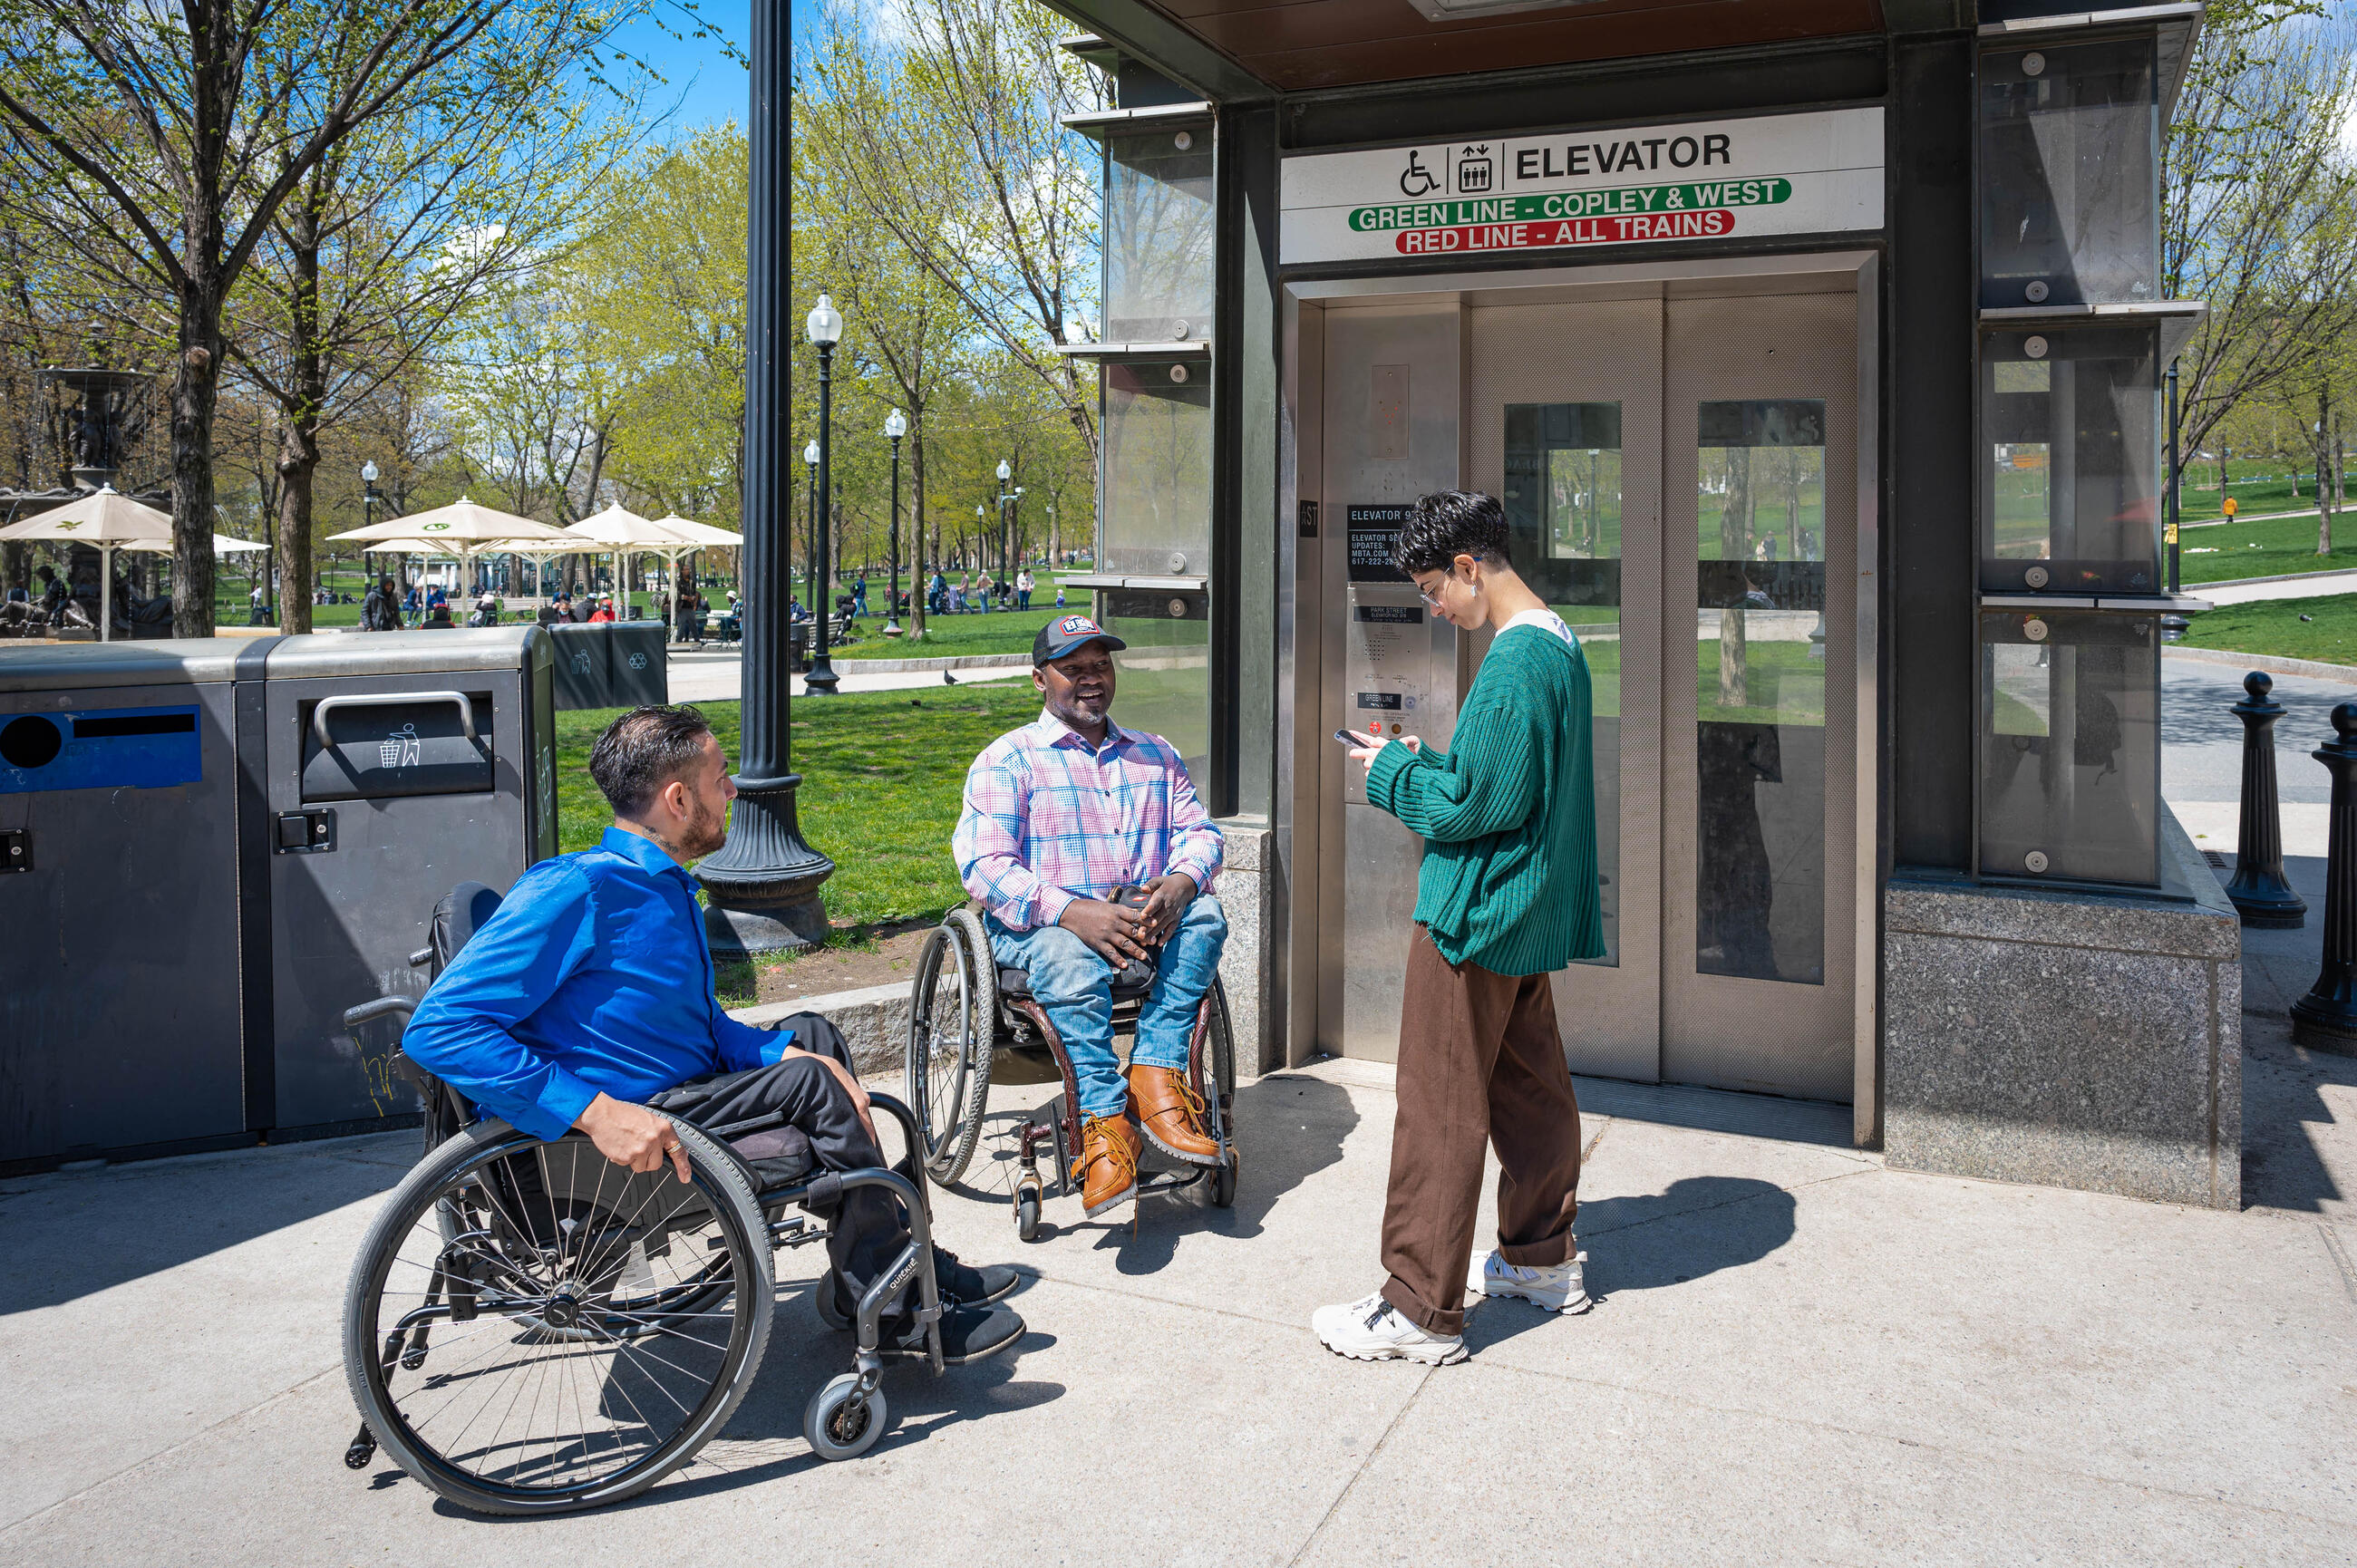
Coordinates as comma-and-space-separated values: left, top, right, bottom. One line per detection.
1104, 130, 1215, 343
1981, 324, 2161, 594
1099, 360, 1211, 576
1101, 588, 1209, 785
1505, 402, 1621, 966
1979, 37, 2158, 309
1980, 610, 2158, 883
1696, 399, 1826, 986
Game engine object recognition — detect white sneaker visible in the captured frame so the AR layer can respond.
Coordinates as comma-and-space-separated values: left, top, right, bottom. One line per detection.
1466, 1248, 1591, 1314
1312, 1291, 1468, 1365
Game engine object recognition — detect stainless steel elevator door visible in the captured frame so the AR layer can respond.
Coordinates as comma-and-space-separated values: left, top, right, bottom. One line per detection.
1462, 289, 1857, 1102
1660, 294, 1857, 1100
1467, 300, 1665, 1082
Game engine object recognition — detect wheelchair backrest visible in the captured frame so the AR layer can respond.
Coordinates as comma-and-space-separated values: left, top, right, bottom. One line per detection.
429, 881, 504, 980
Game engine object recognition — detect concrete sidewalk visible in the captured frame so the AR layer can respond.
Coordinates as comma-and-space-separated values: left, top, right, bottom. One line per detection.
4, 1015, 2353, 1564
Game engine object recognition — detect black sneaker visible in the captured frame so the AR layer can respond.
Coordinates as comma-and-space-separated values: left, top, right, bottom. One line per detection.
880, 1301, 1025, 1365
934, 1247, 1020, 1305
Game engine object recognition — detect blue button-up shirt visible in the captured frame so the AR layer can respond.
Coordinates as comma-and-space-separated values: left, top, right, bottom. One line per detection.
403, 827, 791, 1142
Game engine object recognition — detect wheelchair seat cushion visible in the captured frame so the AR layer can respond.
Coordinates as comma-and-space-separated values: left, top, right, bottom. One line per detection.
999, 963, 1158, 1002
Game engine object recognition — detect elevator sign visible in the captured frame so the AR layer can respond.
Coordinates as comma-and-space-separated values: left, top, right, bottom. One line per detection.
1279, 108, 1882, 266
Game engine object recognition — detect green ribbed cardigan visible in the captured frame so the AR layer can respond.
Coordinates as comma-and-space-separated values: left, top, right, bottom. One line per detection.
1365, 624, 1605, 976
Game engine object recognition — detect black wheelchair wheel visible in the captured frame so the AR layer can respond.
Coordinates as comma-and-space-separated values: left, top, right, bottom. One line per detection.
1193, 979, 1240, 1211
343, 1118, 773, 1516
905, 908, 994, 1185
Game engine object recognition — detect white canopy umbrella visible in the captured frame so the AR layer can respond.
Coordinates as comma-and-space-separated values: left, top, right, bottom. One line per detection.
0, 486, 171, 641
567, 503, 699, 624
330, 496, 572, 601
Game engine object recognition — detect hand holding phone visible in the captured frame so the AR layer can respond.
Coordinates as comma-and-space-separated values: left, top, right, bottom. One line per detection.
1332, 728, 1366, 748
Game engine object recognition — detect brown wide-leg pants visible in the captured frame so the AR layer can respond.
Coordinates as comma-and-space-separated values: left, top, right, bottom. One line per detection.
1380, 924, 1583, 1336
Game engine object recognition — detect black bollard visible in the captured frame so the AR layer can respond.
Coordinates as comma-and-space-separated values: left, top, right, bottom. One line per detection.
2226, 672, 2307, 928
2290, 700, 2357, 1053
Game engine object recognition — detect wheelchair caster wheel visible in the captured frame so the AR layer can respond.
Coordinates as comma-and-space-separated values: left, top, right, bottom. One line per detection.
812, 1276, 850, 1332
1207, 1154, 1238, 1210
344, 1423, 377, 1470
803, 1374, 888, 1461
1014, 1179, 1043, 1243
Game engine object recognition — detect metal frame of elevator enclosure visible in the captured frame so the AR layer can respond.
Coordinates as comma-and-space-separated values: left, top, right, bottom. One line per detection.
1275, 253, 1882, 1144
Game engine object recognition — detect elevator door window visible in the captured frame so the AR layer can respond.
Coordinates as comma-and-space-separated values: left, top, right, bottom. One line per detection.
1694, 398, 1827, 986
1505, 400, 1623, 965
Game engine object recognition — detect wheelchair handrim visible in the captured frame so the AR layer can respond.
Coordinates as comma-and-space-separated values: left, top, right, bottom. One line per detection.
349, 1128, 764, 1512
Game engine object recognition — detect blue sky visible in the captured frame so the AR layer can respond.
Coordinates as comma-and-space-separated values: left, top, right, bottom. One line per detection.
609, 0, 750, 132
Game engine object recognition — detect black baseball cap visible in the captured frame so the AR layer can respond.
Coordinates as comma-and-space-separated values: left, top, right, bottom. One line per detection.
1033, 612, 1127, 667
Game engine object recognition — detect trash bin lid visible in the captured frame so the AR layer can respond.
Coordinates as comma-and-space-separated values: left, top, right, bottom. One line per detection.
0, 638, 245, 692
264, 624, 551, 679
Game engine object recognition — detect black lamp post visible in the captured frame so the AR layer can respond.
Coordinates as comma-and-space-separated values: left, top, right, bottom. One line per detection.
884, 408, 907, 635
805, 294, 842, 696
995, 460, 1013, 590
803, 440, 819, 630
694, 0, 833, 954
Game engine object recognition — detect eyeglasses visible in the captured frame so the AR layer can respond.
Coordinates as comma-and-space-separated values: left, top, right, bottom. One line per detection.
1414, 579, 1447, 608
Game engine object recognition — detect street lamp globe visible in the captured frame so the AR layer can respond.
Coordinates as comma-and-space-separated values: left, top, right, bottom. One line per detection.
360, 460, 378, 484
805, 440, 820, 466
883, 409, 908, 440
806, 294, 842, 346
996, 460, 1012, 482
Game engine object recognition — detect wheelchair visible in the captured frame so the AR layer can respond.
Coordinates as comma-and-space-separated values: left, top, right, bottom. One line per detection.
336, 884, 946, 1516
905, 904, 1238, 1241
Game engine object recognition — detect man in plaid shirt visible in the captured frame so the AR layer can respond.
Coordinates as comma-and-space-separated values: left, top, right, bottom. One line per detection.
954, 614, 1227, 1218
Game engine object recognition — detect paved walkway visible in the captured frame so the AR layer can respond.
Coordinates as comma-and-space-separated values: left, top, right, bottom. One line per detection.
666, 647, 1025, 703
2162, 655, 2354, 857
3, 1023, 2352, 1562
2191, 570, 2357, 606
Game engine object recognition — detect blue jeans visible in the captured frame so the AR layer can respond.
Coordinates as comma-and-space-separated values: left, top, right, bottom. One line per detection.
987, 895, 1228, 1119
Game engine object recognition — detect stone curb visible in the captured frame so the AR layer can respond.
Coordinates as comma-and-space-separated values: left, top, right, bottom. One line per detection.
2163, 644, 2357, 685
729, 982, 910, 1077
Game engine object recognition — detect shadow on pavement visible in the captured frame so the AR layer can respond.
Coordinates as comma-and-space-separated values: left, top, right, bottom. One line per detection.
2241, 1018, 2357, 1214
0, 1137, 410, 1317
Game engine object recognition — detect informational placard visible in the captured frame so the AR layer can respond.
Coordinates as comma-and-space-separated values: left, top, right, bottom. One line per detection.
1280, 108, 1883, 266
1346, 504, 1411, 582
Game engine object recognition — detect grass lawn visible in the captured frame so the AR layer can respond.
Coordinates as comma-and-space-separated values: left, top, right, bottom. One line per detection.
2179, 470, 2351, 524
2176, 510, 2357, 584
2177, 593, 2357, 667
554, 686, 1043, 998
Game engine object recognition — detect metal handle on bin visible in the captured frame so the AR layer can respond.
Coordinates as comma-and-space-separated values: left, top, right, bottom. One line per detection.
312, 691, 477, 751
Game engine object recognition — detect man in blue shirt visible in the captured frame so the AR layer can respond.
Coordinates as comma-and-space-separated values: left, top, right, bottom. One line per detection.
404, 705, 1023, 1363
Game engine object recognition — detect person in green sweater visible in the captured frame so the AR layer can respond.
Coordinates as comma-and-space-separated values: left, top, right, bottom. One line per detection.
1314, 489, 1604, 1367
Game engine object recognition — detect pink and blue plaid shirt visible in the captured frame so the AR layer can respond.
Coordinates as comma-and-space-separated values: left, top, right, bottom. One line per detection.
955, 709, 1223, 932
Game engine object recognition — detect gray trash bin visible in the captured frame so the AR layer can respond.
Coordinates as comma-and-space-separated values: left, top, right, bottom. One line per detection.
607, 623, 667, 708
548, 622, 609, 711
264, 627, 557, 1135
0, 641, 252, 1168
0, 626, 557, 1170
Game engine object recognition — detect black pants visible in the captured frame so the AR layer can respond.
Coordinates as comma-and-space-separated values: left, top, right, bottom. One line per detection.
661, 1014, 908, 1311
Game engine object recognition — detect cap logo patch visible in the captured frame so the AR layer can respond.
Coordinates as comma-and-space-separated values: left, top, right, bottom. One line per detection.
1059, 615, 1099, 635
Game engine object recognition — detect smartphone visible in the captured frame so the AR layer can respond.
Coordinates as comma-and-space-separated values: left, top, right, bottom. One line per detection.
1333, 728, 1369, 748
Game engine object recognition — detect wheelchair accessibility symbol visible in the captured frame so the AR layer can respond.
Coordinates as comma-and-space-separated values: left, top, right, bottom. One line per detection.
378, 723, 421, 769
1399, 150, 1440, 197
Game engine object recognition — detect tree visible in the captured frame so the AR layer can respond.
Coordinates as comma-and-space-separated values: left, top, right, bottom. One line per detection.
0, 0, 634, 634
229, 48, 638, 629
2165, 5, 2357, 469
801, 0, 1106, 461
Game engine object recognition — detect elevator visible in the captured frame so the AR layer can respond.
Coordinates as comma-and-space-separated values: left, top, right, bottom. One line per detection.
1303, 258, 1875, 1104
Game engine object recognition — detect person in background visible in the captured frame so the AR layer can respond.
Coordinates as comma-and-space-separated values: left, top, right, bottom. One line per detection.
852, 574, 869, 618
1016, 567, 1035, 610
1055, 583, 1067, 611
1313, 489, 1604, 1368
363, 575, 404, 632
421, 600, 456, 630
588, 595, 616, 624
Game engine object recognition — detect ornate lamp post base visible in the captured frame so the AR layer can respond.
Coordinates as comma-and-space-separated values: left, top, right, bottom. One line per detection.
696, 773, 836, 954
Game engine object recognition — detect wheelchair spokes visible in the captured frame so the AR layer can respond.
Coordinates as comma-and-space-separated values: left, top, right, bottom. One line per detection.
345, 1125, 774, 1514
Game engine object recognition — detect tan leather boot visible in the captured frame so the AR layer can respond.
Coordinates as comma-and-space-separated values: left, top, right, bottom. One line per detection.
1072, 1115, 1142, 1217
1128, 1063, 1223, 1166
